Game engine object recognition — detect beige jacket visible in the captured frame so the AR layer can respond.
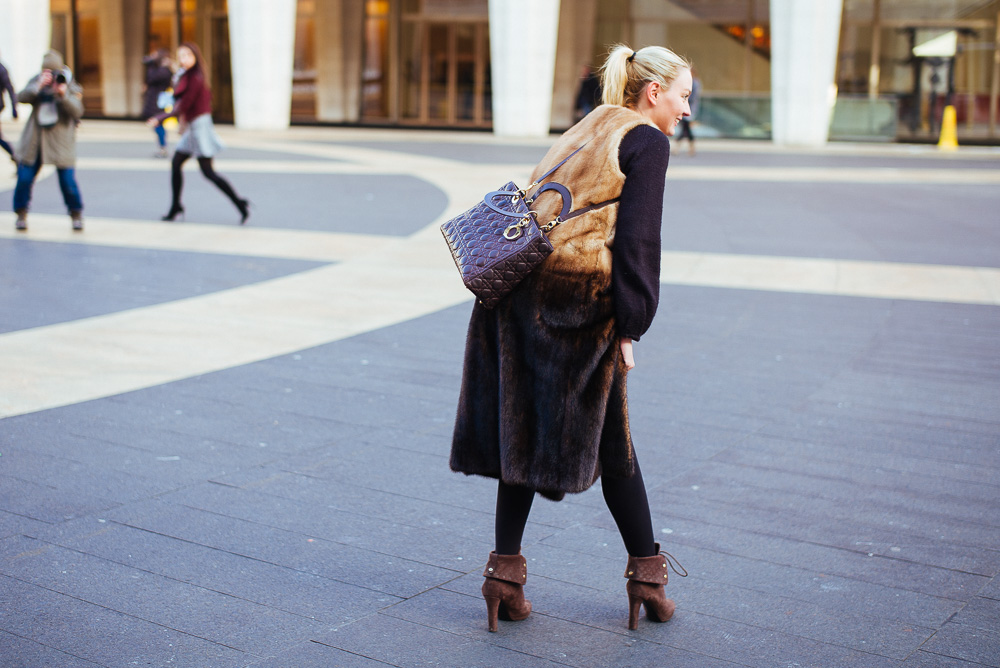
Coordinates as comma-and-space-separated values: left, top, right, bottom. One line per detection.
16, 74, 84, 168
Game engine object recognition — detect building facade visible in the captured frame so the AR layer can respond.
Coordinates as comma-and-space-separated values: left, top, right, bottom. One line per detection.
1, 0, 998, 144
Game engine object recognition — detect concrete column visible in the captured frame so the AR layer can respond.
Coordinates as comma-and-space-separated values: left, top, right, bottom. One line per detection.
769, 0, 843, 146
0, 0, 51, 119
489, 0, 561, 137
98, 0, 147, 116
315, 0, 363, 123
550, 0, 597, 130
227, 0, 297, 129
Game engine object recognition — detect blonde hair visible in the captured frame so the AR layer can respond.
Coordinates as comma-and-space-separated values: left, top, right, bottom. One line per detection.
600, 44, 691, 108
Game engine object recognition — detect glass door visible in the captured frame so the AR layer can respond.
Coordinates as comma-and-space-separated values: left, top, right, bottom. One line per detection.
395, 18, 490, 127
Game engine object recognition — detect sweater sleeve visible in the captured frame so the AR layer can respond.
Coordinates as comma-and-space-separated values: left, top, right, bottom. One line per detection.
612, 123, 670, 341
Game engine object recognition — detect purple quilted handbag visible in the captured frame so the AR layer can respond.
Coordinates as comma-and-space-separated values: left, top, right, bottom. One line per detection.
440, 181, 553, 309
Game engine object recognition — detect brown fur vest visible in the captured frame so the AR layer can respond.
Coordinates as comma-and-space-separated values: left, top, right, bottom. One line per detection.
449, 106, 655, 501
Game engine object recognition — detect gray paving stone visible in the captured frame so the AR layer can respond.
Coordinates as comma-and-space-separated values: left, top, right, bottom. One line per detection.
537, 522, 965, 629
434, 573, 903, 667
103, 498, 457, 598
383, 586, 746, 668
0, 573, 255, 667
248, 640, 395, 667
0, 446, 179, 505
757, 414, 1000, 466
0, 416, 289, 472
654, 463, 1000, 572
0, 474, 119, 523
27, 518, 402, 626
0, 534, 330, 656
920, 608, 1000, 666
154, 479, 491, 570
732, 431, 1000, 490
205, 467, 565, 549
0, 509, 53, 541
310, 612, 577, 668
99, 391, 360, 454
0, 630, 104, 668
600, 511, 988, 601
901, 650, 991, 667
980, 577, 1000, 601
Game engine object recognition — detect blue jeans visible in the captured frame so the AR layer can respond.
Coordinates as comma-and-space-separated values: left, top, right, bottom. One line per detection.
154, 124, 166, 148
13, 156, 83, 213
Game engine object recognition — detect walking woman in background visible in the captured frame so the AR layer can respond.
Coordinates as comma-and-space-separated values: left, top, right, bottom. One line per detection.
141, 49, 173, 158
147, 42, 249, 224
450, 44, 692, 632
0, 50, 18, 164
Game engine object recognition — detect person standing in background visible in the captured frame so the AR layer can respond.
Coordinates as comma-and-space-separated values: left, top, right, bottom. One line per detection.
142, 49, 173, 158
12, 50, 84, 232
0, 51, 18, 164
675, 69, 701, 156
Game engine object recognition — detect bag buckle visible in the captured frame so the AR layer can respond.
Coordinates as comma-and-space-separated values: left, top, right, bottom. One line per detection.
503, 216, 533, 240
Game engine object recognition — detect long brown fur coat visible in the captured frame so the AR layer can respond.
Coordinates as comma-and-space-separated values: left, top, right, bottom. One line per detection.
450, 106, 657, 501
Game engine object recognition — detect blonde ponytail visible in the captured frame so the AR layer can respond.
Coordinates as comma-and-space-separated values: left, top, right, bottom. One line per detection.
601, 45, 633, 107
599, 44, 691, 109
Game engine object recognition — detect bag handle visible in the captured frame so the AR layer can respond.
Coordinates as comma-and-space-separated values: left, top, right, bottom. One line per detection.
485, 142, 620, 239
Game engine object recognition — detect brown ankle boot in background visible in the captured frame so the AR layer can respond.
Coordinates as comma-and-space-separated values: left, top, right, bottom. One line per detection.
481, 551, 531, 632
624, 542, 687, 630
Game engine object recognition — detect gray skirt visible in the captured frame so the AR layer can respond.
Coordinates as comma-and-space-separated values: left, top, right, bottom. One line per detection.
175, 113, 224, 158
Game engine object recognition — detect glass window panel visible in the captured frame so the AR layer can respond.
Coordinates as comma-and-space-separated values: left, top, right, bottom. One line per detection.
455, 23, 475, 121
427, 23, 448, 121
400, 21, 424, 119
292, 0, 317, 121
362, 12, 390, 118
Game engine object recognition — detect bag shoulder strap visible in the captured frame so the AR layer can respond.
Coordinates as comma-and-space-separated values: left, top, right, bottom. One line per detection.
519, 143, 588, 197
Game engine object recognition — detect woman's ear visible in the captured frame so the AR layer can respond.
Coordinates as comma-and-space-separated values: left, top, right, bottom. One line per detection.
644, 81, 661, 105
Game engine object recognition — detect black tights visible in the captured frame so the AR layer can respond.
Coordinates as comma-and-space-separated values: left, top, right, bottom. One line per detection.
495, 458, 657, 558
170, 151, 243, 209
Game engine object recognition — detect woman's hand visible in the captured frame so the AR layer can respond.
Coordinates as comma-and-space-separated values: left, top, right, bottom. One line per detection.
145, 117, 160, 128
620, 337, 635, 370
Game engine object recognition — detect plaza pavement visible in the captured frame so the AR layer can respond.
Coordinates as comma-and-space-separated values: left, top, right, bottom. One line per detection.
0, 119, 998, 668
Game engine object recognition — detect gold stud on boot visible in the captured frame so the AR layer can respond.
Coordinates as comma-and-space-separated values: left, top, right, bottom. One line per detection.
624, 543, 687, 630
481, 551, 531, 632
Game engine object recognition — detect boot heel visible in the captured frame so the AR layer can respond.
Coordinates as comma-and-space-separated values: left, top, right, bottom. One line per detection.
623, 543, 686, 629
628, 592, 642, 630
485, 595, 501, 633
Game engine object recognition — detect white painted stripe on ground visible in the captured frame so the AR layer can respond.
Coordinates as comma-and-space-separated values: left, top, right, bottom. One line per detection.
0, 224, 471, 418
0, 215, 392, 262
665, 165, 1000, 184
661, 251, 1000, 305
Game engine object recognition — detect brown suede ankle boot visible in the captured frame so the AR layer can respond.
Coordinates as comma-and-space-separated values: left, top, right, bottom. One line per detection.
624, 542, 687, 630
481, 551, 531, 632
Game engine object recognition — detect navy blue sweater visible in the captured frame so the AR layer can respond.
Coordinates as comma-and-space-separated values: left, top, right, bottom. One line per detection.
613, 124, 669, 341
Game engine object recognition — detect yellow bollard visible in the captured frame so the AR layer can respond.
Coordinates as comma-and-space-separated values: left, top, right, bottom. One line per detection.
938, 105, 959, 150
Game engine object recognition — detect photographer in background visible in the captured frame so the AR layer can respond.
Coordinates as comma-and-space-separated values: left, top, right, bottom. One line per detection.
12, 49, 85, 232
